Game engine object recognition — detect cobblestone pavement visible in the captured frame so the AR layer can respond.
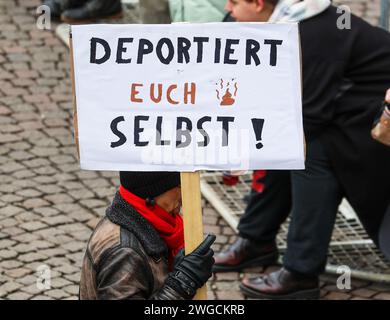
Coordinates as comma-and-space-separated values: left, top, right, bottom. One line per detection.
1, 0, 390, 300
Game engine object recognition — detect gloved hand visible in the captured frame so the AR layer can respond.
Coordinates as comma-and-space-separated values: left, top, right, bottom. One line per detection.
167, 234, 216, 299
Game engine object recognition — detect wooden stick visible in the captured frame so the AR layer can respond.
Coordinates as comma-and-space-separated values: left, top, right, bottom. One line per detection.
68, 31, 80, 159
180, 172, 207, 300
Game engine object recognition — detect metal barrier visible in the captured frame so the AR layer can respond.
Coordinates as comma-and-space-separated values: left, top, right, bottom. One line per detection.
201, 172, 390, 283
200, 0, 390, 285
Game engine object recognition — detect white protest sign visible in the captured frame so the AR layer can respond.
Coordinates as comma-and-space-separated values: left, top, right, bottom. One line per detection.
71, 23, 304, 171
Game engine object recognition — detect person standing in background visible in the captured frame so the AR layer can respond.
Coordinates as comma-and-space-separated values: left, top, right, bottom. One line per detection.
139, 0, 171, 23
169, 0, 227, 22
214, 0, 390, 300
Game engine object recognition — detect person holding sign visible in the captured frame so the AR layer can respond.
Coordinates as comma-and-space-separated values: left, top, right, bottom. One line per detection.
71, 4, 306, 300
79, 172, 215, 300
214, 0, 390, 300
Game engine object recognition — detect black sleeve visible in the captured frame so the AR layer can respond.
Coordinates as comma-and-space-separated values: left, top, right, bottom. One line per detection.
299, 8, 347, 137
345, 17, 390, 87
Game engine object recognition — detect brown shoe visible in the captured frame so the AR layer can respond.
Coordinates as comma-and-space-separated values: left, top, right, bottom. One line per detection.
212, 237, 278, 273
240, 267, 320, 300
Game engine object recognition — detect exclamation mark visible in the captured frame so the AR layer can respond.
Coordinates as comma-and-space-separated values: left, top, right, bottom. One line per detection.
251, 118, 265, 149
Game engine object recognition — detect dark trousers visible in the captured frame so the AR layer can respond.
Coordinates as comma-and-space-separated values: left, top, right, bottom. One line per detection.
238, 138, 343, 276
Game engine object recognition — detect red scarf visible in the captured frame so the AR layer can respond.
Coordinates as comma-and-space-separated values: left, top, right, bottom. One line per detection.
119, 185, 184, 269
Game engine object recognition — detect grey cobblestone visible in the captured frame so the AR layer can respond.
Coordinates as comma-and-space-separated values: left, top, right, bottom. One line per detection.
0, 260, 23, 270
4, 268, 32, 279
6, 292, 33, 300
0, 239, 17, 249
20, 284, 45, 295
50, 277, 73, 289
0, 282, 23, 297
45, 289, 70, 299
44, 215, 74, 226
22, 198, 50, 209
19, 221, 48, 231
30, 295, 54, 300
0, 249, 18, 259
18, 252, 48, 263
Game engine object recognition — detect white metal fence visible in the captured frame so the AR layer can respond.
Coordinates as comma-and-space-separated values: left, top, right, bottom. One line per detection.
201, 172, 390, 283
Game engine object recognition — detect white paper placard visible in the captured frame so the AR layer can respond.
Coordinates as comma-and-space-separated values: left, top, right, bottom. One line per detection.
71, 23, 304, 171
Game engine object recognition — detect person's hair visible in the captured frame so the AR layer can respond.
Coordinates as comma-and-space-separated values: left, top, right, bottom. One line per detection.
245, 0, 279, 5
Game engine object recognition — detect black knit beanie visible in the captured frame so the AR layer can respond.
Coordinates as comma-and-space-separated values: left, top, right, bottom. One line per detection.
119, 171, 181, 199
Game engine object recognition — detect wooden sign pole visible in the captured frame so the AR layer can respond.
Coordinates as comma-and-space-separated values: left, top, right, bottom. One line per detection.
69, 33, 80, 159
180, 172, 207, 300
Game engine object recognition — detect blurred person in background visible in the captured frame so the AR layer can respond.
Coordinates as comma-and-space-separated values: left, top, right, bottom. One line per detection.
169, 0, 227, 23
213, 0, 390, 300
43, 0, 123, 22
139, 0, 171, 23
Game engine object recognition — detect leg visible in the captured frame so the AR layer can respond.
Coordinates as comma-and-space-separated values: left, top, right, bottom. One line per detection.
238, 170, 292, 244
213, 170, 291, 272
240, 138, 343, 299
284, 138, 343, 276
379, 204, 390, 261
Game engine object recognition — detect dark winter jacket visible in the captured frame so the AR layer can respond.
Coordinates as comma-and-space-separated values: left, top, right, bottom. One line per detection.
79, 192, 185, 300
300, 5, 390, 241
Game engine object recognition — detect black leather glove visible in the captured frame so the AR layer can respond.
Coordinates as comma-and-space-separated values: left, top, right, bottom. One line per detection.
166, 234, 216, 299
